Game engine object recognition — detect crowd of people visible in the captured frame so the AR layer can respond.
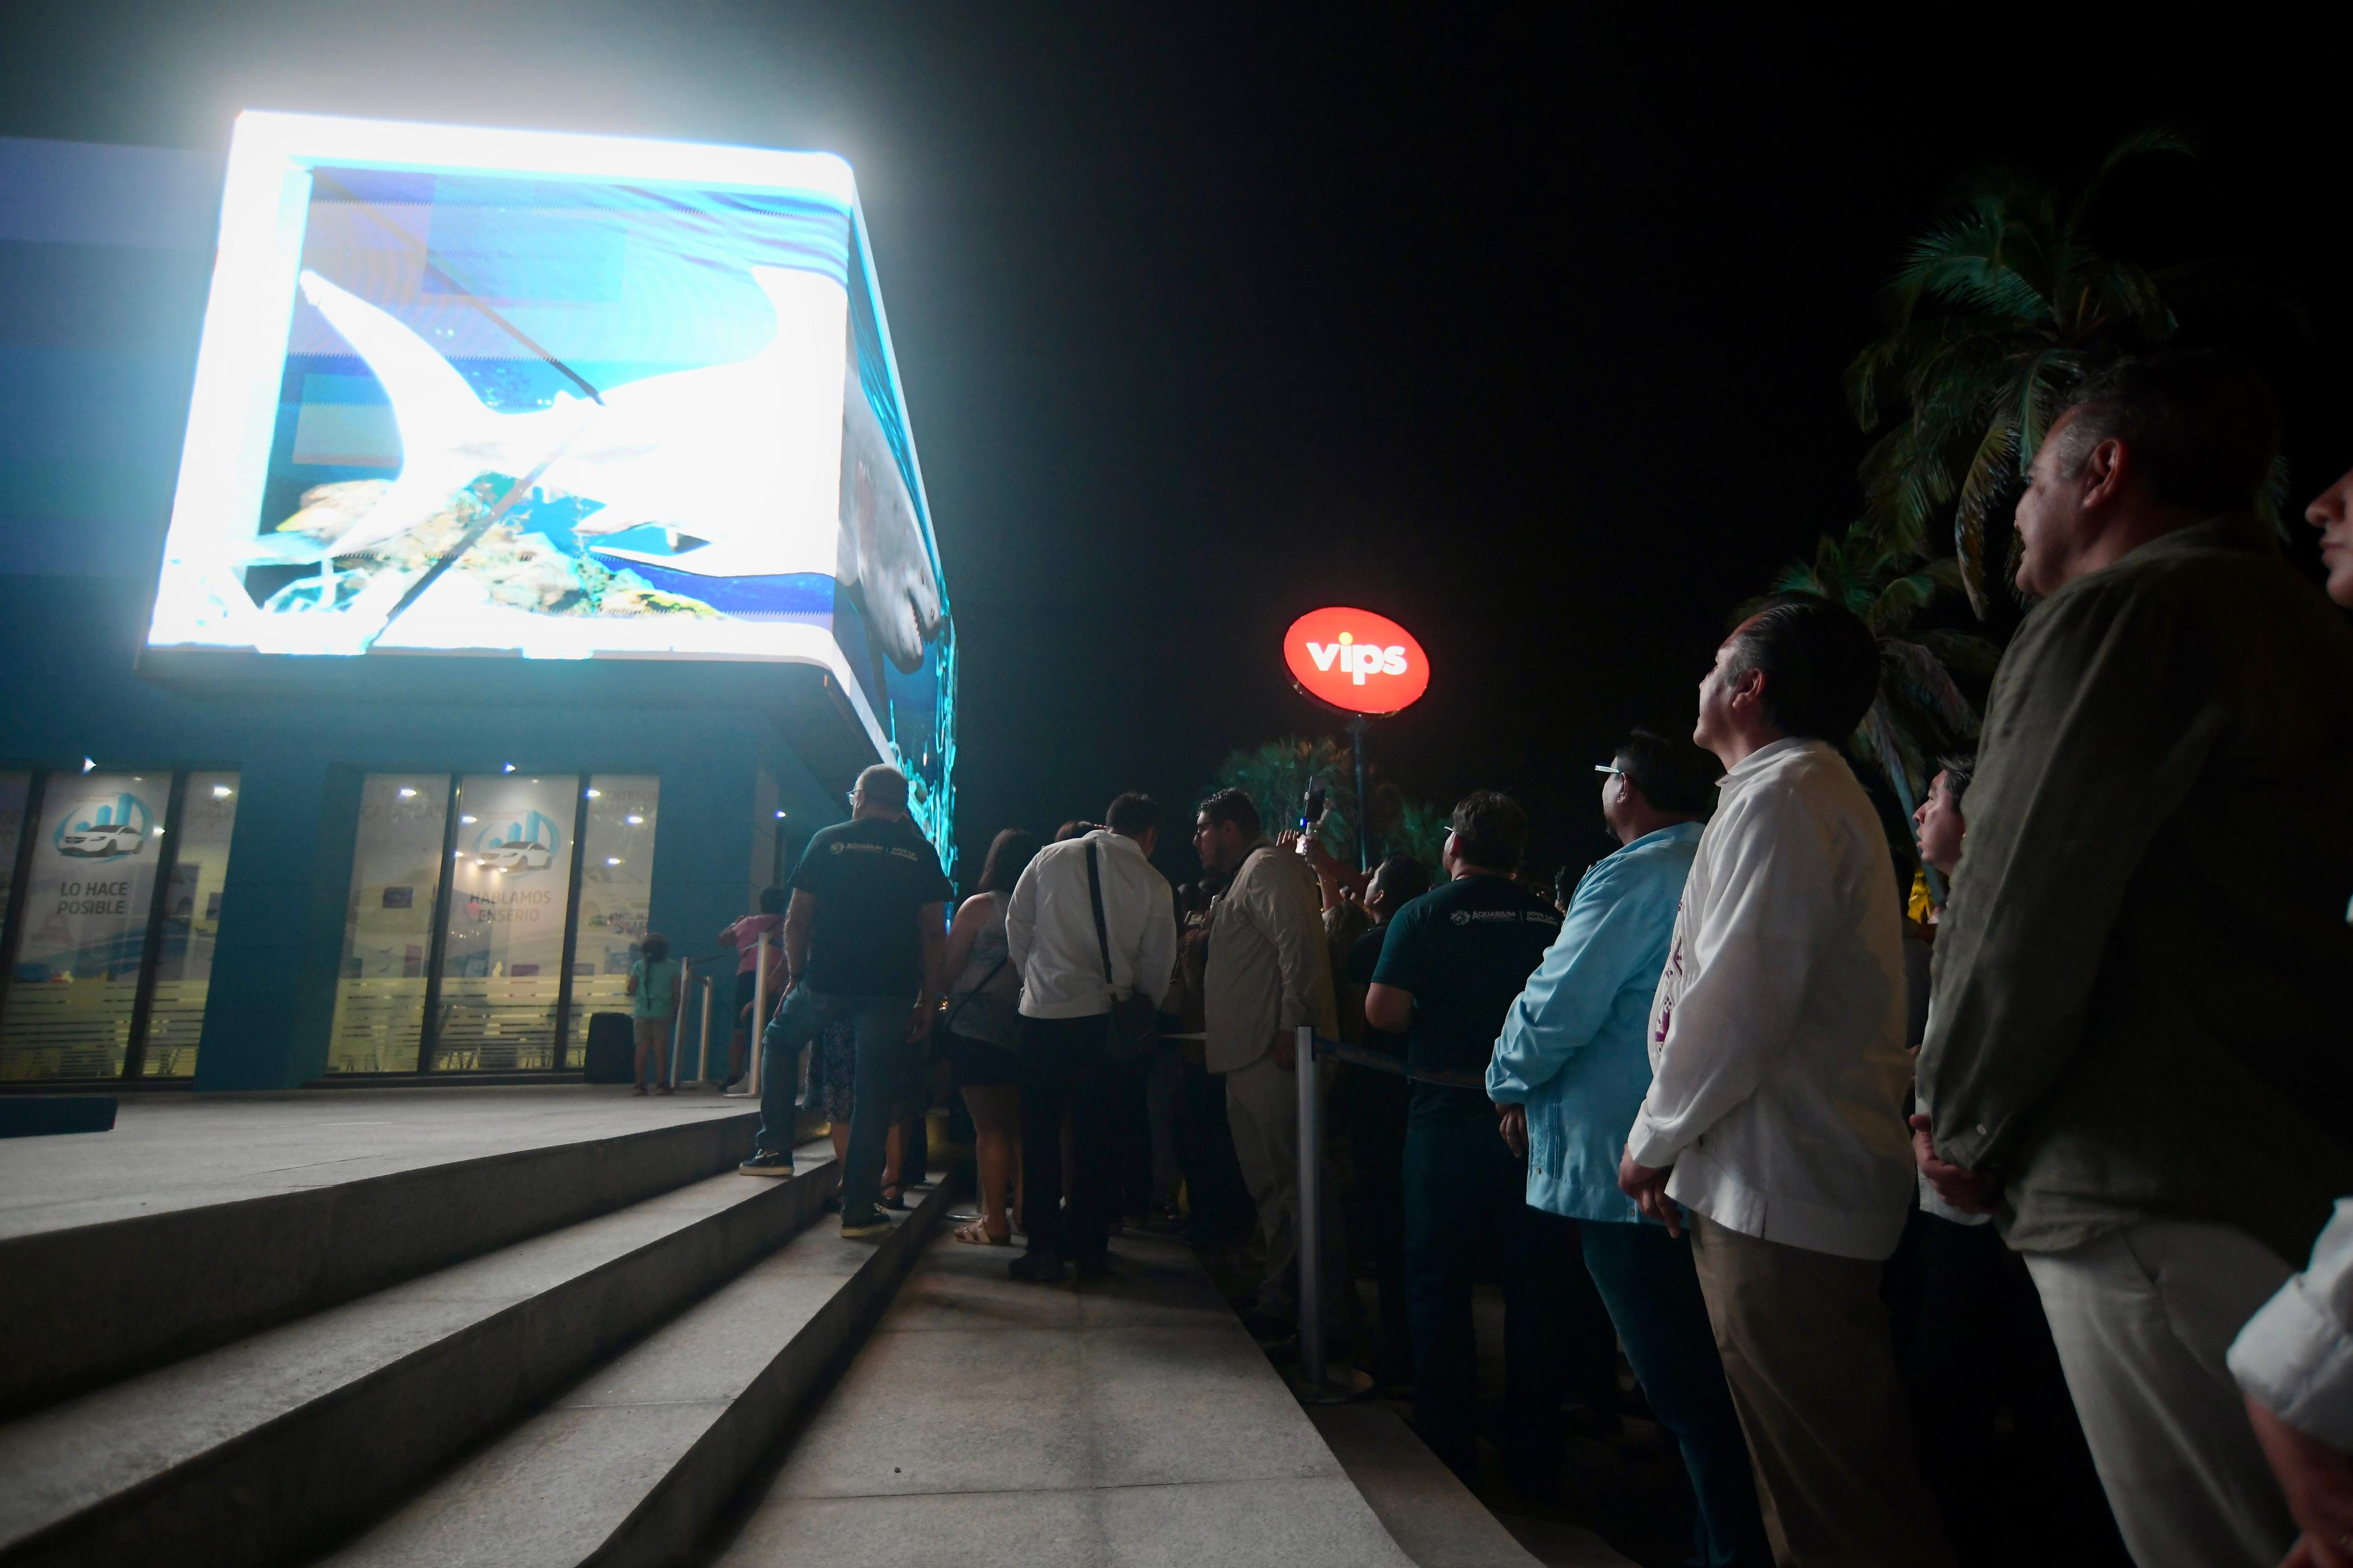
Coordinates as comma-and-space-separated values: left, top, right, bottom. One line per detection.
705, 348, 2353, 1568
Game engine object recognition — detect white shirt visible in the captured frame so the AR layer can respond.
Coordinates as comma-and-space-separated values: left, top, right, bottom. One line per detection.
1005, 830, 1176, 1020
2231, 1198, 2353, 1450
1627, 737, 1915, 1260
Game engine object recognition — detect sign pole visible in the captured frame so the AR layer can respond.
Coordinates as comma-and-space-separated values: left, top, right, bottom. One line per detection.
1347, 714, 1370, 874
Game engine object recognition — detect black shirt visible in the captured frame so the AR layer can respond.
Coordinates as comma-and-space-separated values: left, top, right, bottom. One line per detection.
1346, 924, 1406, 1058
1372, 874, 1562, 1121
790, 817, 951, 996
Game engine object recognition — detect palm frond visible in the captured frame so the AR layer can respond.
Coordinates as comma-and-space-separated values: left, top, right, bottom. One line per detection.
1949, 402, 2018, 618
1916, 627, 2005, 677
1880, 638, 1981, 741
2067, 125, 2201, 234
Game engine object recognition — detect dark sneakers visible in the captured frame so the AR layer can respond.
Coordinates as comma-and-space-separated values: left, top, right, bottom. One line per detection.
1074, 1255, 1114, 1282
1008, 1251, 1067, 1283
737, 1151, 793, 1177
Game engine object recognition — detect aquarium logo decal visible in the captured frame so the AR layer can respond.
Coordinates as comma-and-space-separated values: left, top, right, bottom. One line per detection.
53, 792, 157, 859
469, 810, 562, 876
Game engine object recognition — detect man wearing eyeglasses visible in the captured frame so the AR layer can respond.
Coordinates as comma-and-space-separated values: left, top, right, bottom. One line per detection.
1489, 731, 1767, 1565
741, 764, 949, 1241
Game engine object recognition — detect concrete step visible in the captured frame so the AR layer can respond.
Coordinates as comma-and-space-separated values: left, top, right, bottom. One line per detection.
0, 1103, 762, 1417
0, 1143, 828, 1568
309, 1176, 957, 1568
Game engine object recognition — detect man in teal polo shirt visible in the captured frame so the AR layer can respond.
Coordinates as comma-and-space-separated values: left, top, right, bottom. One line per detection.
1366, 789, 1566, 1491
1489, 729, 1767, 1567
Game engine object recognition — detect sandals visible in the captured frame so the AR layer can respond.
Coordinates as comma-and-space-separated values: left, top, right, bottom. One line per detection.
953, 1218, 1012, 1247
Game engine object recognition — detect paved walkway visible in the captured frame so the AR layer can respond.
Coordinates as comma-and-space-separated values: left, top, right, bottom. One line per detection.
0, 1085, 751, 1240
713, 1227, 1416, 1567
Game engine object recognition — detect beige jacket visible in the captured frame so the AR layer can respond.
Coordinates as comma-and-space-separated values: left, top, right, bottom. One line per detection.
1203, 841, 1338, 1073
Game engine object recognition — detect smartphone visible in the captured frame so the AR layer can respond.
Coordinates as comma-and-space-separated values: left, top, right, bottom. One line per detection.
1301, 783, 1327, 834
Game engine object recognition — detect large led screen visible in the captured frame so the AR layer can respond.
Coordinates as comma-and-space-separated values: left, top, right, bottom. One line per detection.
146, 112, 955, 838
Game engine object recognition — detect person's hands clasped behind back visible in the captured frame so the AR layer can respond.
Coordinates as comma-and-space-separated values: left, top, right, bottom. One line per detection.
2246, 1398, 2353, 1568
1616, 1146, 1679, 1238
1496, 1103, 1527, 1160
1910, 1113, 2002, 1215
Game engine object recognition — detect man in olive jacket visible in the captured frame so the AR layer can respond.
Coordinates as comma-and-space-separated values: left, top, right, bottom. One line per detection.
1917, 352, 2353, 1568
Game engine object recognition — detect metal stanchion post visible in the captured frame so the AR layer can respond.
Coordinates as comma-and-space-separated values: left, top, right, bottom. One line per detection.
697, 974, 713, 1085
667, 958, 687, 1089
738, 933, 767, 1099
1296, 1024, 1325, 1385
1286, 1026, 1372, 1404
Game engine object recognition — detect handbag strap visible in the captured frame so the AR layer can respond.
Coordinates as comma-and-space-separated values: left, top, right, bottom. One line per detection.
1085, 843, 1118, 997
945, 955, 1010, 1033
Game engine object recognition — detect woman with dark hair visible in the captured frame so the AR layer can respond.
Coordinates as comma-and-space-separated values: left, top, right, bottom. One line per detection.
941, 827, 1039, 1245
624, 934, 680, 1095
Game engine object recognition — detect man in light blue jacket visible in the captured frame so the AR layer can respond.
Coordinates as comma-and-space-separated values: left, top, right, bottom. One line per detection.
1489, 729, 1768, 1568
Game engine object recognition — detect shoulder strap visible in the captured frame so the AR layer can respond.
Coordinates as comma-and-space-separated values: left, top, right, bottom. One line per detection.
1085, 843, 1117, 987
946, 956, 1010, 1031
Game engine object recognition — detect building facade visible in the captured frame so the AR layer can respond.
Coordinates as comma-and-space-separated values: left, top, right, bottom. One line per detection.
0, 121, 954, 1091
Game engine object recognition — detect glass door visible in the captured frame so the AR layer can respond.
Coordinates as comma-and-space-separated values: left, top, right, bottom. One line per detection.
563, 776, 661, 1061
430, 774, 581, 1072
327, 774, 450, 1074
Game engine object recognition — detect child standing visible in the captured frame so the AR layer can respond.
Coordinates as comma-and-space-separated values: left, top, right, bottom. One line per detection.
626, 934, 681, 1096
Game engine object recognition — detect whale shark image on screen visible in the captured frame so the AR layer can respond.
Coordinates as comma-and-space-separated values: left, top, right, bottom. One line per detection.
267, 265, 943, 671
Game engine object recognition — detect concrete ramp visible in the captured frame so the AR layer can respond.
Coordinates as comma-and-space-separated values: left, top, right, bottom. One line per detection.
712, 1229, 1416, 1567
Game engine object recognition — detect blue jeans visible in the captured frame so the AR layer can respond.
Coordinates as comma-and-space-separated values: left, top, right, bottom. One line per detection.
759, 986, 915, 1223
1403, 1110, 1579, 1485
1581, 1220, 1771, 1568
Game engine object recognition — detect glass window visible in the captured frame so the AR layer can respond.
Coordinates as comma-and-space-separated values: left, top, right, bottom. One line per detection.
432, 774, 580, 1072
327, 774, 450, 1074
140, 772, 243, 1078
565, 775, 660, 1061
0, 773, 171, 1079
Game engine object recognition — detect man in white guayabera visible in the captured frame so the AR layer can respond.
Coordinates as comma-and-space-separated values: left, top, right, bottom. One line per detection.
1618, 594, 1959, 1568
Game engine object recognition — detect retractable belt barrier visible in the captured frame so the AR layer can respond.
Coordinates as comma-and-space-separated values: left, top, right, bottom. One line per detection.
1292, 1025, 1488, 1399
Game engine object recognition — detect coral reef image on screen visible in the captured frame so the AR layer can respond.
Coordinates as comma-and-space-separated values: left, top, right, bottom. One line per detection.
147, 113, 949, 716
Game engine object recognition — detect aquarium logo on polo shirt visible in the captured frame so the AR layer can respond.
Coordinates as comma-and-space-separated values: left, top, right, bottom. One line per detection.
54, 792, 156, 860
470, 810, 562, 875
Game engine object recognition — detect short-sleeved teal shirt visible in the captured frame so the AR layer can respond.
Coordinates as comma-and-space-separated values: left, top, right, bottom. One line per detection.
631, 957, 680, 1020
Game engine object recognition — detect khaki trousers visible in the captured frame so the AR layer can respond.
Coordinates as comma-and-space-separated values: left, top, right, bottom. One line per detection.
2024, 1222, 2295, 1568
1222, 1051, 1342, 1321
1688, 1213, 1958, 1567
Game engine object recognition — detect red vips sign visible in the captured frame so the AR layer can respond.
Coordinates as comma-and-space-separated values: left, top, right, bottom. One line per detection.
1283, 606, 1430, 715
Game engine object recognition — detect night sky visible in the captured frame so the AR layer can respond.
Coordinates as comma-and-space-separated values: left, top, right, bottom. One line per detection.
6, 6, 2347, 883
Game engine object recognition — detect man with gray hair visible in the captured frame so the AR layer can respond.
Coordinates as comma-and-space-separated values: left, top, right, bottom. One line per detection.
1918, 351, 2353, 1568
744, 764, 949, 1241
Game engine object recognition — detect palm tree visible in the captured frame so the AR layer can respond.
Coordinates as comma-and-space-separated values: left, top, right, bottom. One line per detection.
1373, 795, 1453, 883
1208, 737, 1460, 879
1846, 127, 2239, 615
1766, 522, 1997, 897
1212, 736, 1359, 862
